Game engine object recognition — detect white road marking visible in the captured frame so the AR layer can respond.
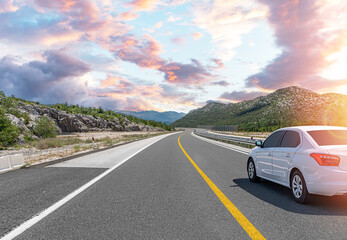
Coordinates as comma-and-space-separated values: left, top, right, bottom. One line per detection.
191, 132, 250, 155
1, 132, 178, 240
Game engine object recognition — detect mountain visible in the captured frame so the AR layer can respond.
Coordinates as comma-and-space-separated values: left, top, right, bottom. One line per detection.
171, 86, 347, 131
118, 110, 186, 124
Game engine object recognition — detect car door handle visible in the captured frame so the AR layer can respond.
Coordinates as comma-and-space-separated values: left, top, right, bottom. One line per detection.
268, 153, 272, 156
285, 153, 291, 158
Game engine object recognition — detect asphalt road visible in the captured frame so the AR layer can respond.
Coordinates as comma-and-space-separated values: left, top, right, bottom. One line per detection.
1, 131, 346, 240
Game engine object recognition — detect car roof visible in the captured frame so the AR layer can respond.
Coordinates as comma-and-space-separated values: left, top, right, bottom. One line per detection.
278, 126, 347, 132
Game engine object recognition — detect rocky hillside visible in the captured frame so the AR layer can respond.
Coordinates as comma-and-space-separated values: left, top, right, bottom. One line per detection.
0, 92, 172, 145
119, 110, 186, 124
171, 86, 347, 131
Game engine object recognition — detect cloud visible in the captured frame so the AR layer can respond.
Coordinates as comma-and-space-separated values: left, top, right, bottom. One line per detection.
154, 21, 163, 28
0, 0, 129, 46
160, 60, 213, 85
211, 58, 224, 68
192, 32, 203, 40
0, 0, 18, 13
91, 75, 200, 111
112, 34, 164, 69
211, 81, 229, 87
168, 15, 180, 22
297, 76, 347, 92
111, 34, 215, 85
220, 90, 266, 102
129, 0, 158, 12
192, 0, 267, 60
246, 0, 347, 92
206, 100, 223, 104
0, 50, 90, 101
120, 12, 139, 21
34, 0, 102, 31
171, 36, 186, 46
0, 52, 200, 111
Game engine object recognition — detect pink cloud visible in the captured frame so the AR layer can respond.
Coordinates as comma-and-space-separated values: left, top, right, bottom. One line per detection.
112, 34, 164, 69
154, 21, 163, 28
160, 60, 212, 85
171, 36, 186, 46
94, 75, 200, 111
0, 0, 18, 13
129, 0, 157, 12
246, 0, 347, 92
211, 58, 224, 68
192, 32, 203, 40
111, 34, 215, 85
0, 0, 130, 47
120, 12, 139, 21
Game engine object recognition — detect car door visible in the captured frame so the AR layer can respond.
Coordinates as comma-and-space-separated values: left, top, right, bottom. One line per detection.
272, 130, 301, 185
255, 130, 285, 179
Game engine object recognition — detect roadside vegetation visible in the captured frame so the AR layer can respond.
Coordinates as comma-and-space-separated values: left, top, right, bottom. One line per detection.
0, 91, 173, 148
29, 133, 165, 150
22, 132, 169, 166
0, 110, 20, 148
33, 117, 58, 138
51, 103, 173, 131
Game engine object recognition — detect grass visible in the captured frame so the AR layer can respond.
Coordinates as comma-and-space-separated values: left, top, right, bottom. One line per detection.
27, 132, 169, 150
73, 145, 81, 152
29, 137, 85, 150
16, 131, 174, 167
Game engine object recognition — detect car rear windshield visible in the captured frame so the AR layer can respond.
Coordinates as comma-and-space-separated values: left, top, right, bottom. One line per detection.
307, 130, 347, 146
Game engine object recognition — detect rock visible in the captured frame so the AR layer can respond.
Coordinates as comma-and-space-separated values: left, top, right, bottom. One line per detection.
6, 102, 162, 134
57, 113, 88, 132
22, 104, 39, 115
5, 114, 30, 132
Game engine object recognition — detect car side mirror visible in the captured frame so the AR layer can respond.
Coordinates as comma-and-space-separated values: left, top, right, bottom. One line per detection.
255, 140, 263, 148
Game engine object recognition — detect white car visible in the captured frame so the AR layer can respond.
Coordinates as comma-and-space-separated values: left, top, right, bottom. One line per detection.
247, 126, 347, 203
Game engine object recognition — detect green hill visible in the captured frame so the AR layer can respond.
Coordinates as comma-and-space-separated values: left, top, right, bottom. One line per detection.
171, 86, 347, 131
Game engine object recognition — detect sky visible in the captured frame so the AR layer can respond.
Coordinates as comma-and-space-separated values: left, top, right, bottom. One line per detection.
0, 0, 346, 113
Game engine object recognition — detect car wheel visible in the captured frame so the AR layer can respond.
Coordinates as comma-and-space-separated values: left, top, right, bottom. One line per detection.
290, 170, 309, 204
247, 158, 260, 183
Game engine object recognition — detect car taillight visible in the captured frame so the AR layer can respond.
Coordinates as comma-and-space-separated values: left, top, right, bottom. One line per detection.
310, 153, 340, 166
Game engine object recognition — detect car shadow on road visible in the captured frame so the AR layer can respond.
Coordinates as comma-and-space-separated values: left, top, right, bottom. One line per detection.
233, 178, 347, 216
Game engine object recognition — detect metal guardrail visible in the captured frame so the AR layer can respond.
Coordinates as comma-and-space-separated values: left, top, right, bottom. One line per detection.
197, 125, 238, 131
0, 154, 25, 173
194, 129, 263, 145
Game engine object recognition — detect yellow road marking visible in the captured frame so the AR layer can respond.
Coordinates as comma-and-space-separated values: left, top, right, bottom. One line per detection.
178, 132, 266, 240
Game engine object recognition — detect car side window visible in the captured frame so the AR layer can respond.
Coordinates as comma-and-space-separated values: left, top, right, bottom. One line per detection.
280, 131, 300, 148
263, 131, 285, 148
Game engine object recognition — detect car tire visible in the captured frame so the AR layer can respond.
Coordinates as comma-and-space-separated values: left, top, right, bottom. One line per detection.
247, 158, 260, 183
290, 170, 309, 204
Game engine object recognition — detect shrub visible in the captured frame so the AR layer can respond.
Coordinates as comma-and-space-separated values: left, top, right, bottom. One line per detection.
0, 111, 20, 147
23, 131, 35, 142
73, 145, 81, 152
33, 117, 58, 138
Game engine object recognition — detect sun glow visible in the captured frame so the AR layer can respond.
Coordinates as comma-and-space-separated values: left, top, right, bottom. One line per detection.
320, 46, 347, 81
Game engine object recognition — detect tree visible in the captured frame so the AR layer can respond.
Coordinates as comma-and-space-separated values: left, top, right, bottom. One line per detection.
0, 111, 20, 147
33, 117, 58, 138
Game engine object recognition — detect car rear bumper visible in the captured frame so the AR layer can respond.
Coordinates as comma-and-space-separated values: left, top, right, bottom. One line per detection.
306, 168, 347, 196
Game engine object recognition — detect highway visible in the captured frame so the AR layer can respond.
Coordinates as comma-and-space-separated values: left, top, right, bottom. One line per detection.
1, 131, 346, 240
